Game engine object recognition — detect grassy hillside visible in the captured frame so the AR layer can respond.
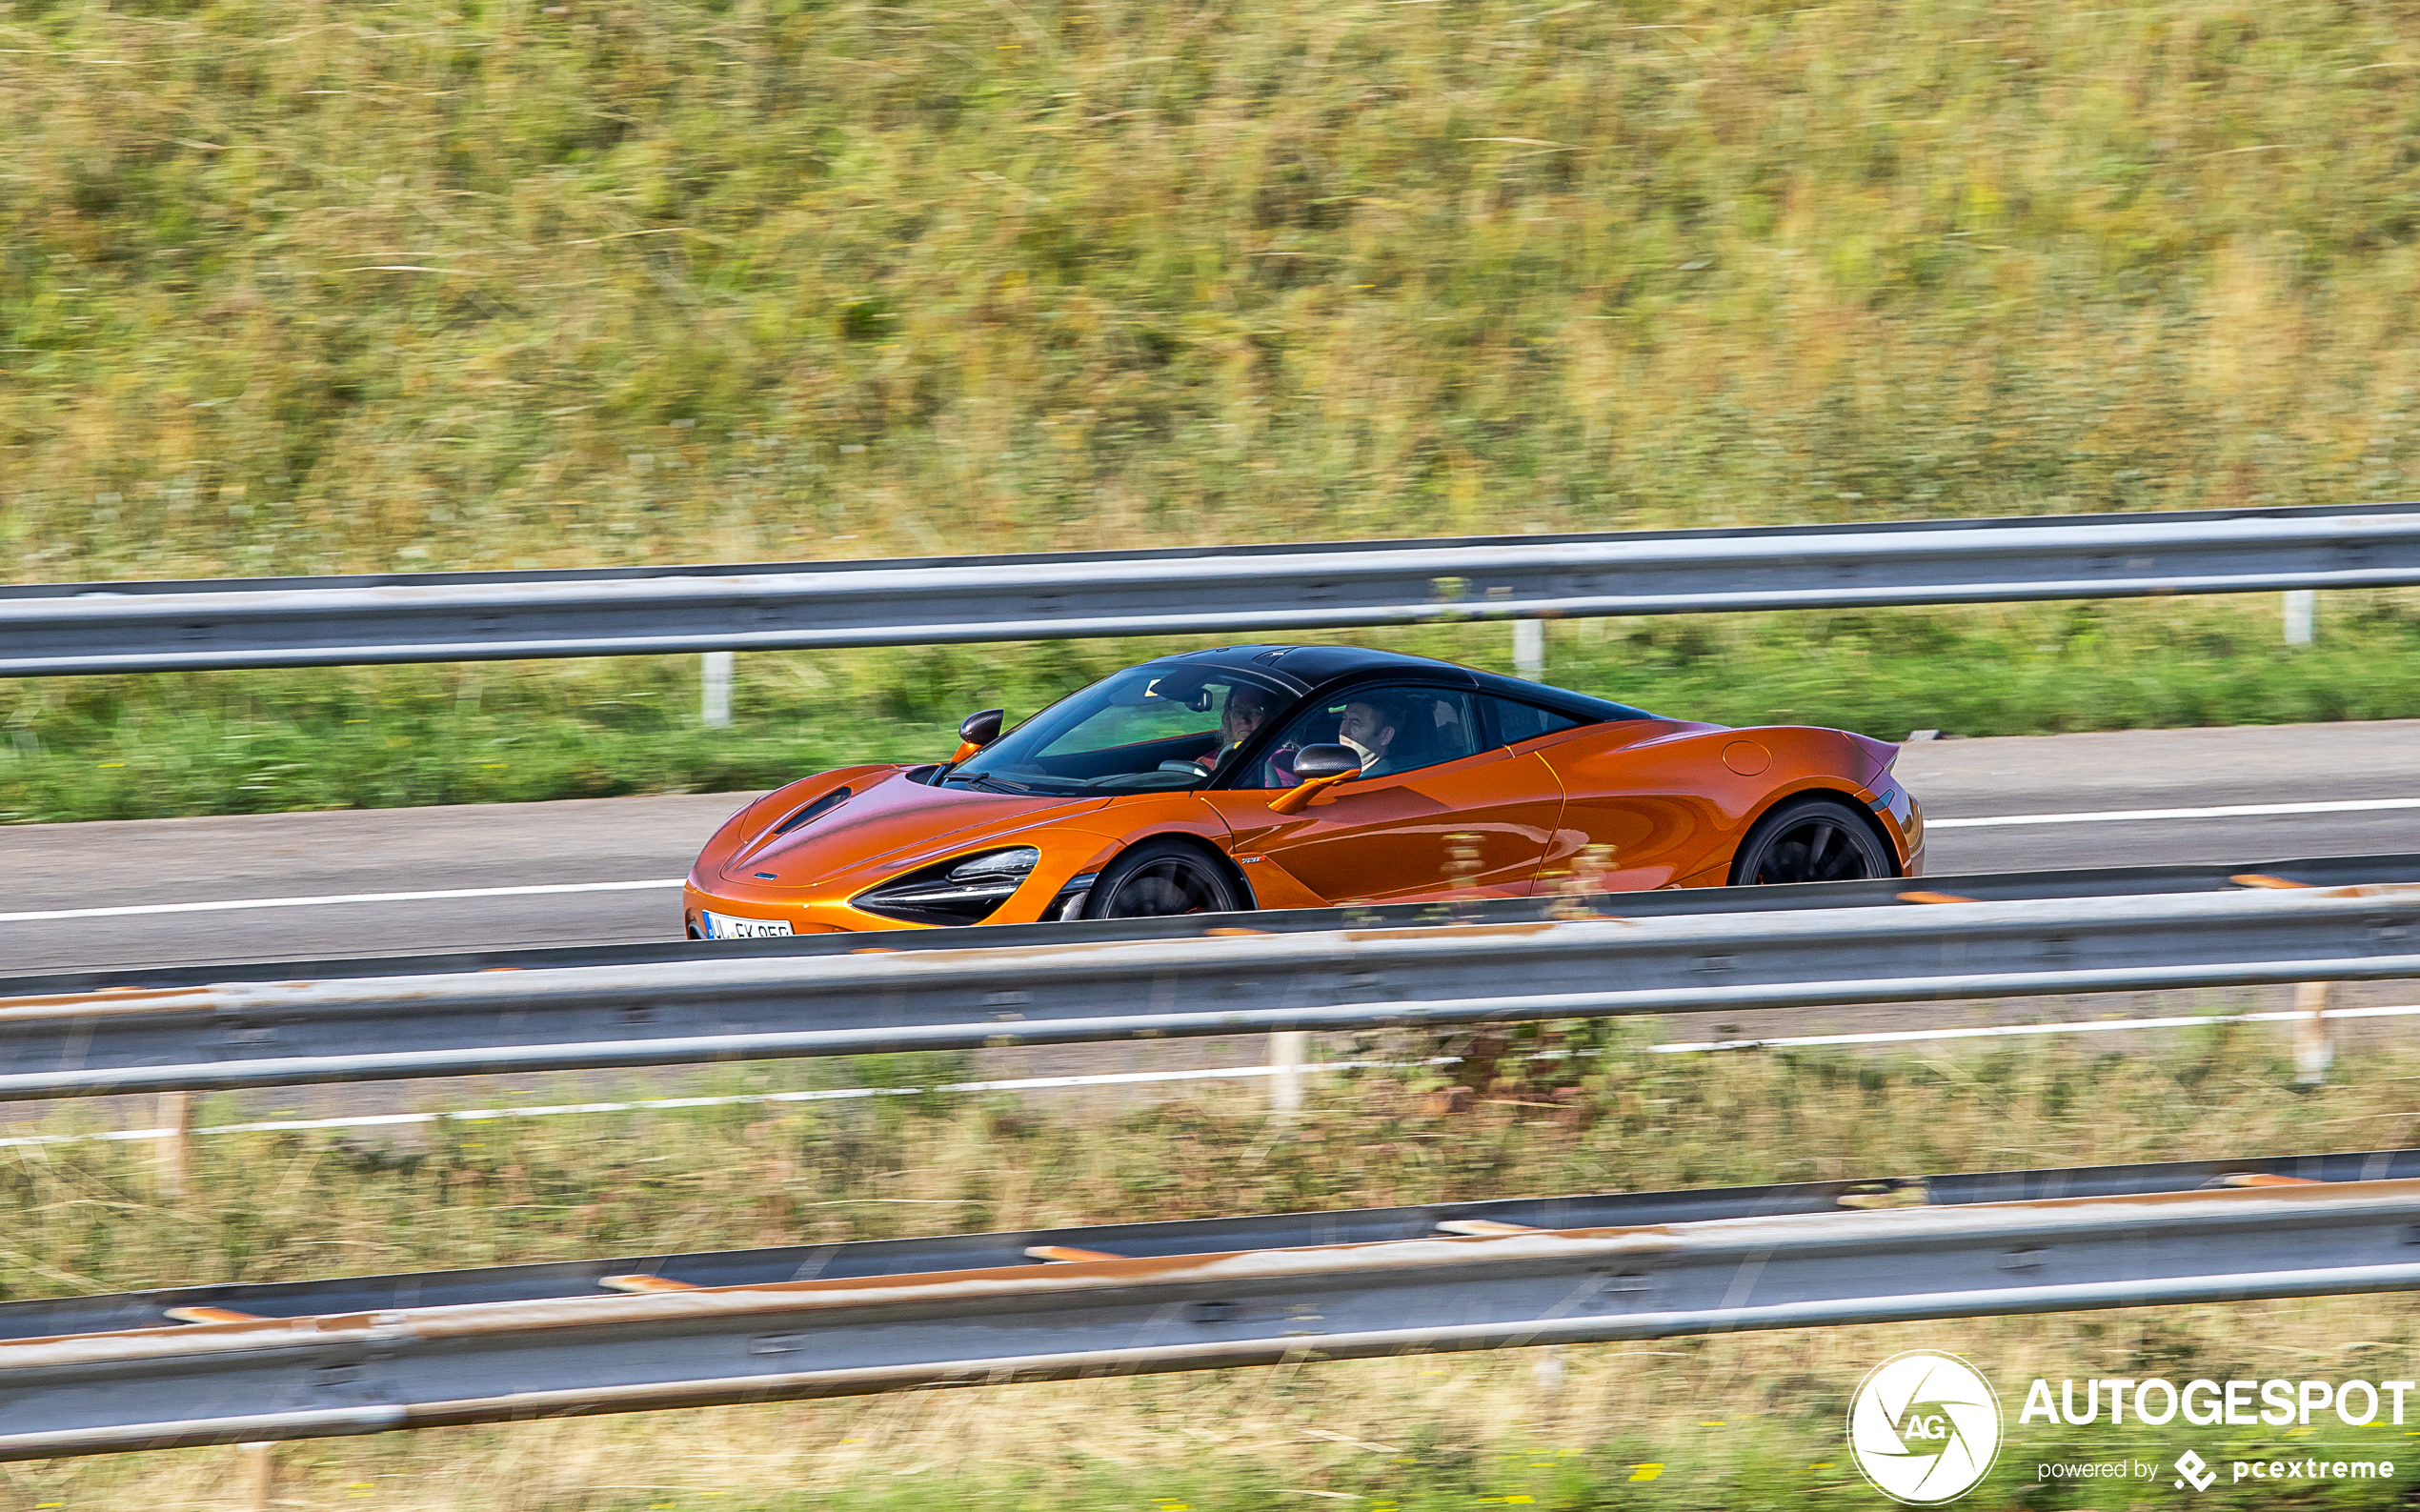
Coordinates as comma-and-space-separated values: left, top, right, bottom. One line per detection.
10, 0, 2420, 818
8, 0, 2420, 579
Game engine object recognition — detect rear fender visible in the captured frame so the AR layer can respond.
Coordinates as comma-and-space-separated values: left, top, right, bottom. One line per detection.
1846, 732, 1901, 785
1724, 779, 1911, 879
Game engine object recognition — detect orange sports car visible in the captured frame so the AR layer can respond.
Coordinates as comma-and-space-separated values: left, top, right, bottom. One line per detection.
683, 645, 1923, 937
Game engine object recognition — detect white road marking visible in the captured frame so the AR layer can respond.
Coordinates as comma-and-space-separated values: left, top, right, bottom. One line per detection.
1650, 1001, 2420, 1054
1928, 796, 2420, 829
9, 793, 2416, 925
0, 1059, 1393, 1149
0, 877, 685, 925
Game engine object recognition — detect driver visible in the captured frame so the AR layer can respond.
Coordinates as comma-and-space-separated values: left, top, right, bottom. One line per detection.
1192, 682, 1281, 774
1339, 696, 1403, 777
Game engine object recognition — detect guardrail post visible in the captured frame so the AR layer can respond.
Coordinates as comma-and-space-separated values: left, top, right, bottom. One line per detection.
1533, 1344, 1567, 1417
155, 1090, 193, 1200
1513, 618, 1544, 681
238, 1441, 276, 1510
2295, 981, 2333, 1084
1270, 1030, 1306, 1117
701, 651, 735, 728
2285, 590, 2316, 645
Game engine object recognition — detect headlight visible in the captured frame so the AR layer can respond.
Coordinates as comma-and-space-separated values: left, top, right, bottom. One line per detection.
853, 846, 1041, 926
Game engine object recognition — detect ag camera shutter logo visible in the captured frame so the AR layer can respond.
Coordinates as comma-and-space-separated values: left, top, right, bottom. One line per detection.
1847, 1350, 2004, 1504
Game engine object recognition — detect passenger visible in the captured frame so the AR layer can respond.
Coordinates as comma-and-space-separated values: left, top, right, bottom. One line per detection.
1192, 683, 1281, 774
1338, 696, 1404, 778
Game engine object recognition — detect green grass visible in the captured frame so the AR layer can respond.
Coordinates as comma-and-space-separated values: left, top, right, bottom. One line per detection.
557, 1423, 2420, 1512
9, 594, 2420, 823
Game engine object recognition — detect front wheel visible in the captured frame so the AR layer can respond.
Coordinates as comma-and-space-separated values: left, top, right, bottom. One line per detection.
1727, 795, 1896, 887
1080, 838, 1243, 918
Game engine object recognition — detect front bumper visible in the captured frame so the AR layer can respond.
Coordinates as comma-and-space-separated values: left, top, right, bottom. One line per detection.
684, 837, 1124, 937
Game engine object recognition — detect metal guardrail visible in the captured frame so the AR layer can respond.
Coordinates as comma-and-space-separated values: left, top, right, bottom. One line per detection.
7, 502, 2420, 675
8, 882, 2420, 1100
10, 850, 2411, 1000
9, 1165, 2420, 1459
10, 1147, 2410, 1346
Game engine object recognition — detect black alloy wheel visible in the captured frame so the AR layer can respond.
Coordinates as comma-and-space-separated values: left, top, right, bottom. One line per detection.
1727, 795, 1895, 887
1081, 838, 1243, 918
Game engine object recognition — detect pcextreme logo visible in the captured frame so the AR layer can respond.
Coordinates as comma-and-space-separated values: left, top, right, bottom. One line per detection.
1846, 1351, 2004, 1505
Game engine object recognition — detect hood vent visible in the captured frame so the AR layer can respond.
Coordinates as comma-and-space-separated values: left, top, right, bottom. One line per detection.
771, 785, 853, 837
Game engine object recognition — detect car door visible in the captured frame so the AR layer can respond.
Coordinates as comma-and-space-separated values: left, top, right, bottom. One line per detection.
1202, 683, 1564, 904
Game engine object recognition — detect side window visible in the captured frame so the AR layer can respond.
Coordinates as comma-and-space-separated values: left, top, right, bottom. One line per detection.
1481, 696, 1583, 747
1250, 685, 1481, 786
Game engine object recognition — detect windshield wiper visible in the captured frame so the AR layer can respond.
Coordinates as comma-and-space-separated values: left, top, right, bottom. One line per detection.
944, 771, 1039, 796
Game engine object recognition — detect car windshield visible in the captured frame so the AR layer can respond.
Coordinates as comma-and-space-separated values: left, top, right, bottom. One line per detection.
941, 666, 1291, 796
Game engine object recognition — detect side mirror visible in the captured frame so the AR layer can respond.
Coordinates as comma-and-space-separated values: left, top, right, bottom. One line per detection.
1266, 745, 1362, 816
1290, 744, 1360, 780
958, 709, 1004, 748
952, 708, 1004, 765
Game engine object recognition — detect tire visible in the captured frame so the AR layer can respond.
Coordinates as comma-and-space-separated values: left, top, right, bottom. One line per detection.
1727, 795, 1897, 887
1081, 838, 1244, 919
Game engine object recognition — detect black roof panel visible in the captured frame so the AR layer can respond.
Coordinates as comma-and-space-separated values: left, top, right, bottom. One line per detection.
1154, 644, 1465, 683
1148, 643, 1658, 721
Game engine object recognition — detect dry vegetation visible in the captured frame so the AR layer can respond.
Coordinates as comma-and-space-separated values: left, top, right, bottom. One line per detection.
21, 1303, 2420, 1510
8, 0, 2420, 580
9, 1013, 2415, 1294
6, 1018, 2420, 1506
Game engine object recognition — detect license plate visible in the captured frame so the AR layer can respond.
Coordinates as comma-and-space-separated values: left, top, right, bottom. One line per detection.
701, 910, 795, 940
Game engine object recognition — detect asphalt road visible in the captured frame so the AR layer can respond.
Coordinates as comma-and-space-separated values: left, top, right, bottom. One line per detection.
7, 718, 2420, 978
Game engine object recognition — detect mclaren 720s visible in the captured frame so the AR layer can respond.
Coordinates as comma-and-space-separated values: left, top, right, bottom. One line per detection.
683, 645, 1923, 937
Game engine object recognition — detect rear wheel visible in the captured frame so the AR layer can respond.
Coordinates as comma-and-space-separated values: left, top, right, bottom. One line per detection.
1728, 795, 1895, 887
1081, 838, 1242, 918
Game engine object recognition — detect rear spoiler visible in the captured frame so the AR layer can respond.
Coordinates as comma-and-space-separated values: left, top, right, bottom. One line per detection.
1848, 732, 1901, 785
